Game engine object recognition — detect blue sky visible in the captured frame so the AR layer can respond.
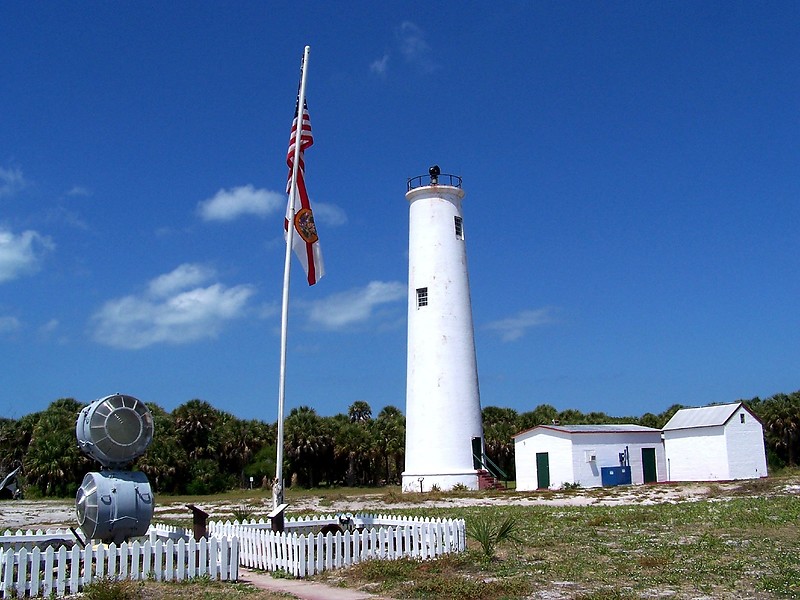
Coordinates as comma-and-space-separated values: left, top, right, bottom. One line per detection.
2, 2, 798, 421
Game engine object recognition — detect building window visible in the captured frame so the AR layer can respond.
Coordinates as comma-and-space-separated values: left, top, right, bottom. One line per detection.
454, 216, 464, 239
416, 287, 428, 308
740, 413, 745, 424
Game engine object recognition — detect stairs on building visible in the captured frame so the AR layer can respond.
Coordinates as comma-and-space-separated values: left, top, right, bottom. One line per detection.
477, 469, 505, 490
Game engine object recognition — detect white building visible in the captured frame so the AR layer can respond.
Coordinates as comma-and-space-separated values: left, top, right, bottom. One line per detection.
662, 402, 767, 481
402, 168, 485, 492
513, 424, 666, 490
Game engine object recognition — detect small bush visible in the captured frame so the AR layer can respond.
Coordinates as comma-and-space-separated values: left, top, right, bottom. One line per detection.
466, 514, 522, 559
231, 505, 255, 522
83, 577, 142, 600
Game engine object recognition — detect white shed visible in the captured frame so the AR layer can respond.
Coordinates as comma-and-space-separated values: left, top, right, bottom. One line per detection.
513, 424, 666, 491
662, 402, 767, 481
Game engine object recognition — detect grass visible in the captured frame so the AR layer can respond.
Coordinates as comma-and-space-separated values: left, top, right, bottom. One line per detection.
83, 473, 800, 599
309, 476, 800, 599
85, 578, 293, 600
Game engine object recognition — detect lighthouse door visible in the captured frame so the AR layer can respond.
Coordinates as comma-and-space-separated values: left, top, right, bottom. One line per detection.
471, 437, 482, 469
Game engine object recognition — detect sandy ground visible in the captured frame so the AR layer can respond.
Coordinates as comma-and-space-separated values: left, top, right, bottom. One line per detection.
3, 479, 787, 532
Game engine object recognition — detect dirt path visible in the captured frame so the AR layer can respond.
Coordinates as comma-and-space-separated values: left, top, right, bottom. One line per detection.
239, 568, 390, 600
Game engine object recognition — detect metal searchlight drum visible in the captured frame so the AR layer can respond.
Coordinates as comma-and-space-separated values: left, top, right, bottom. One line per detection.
76, 470, 154, 543
75, 393, 156, 543
76, 393, 154, 468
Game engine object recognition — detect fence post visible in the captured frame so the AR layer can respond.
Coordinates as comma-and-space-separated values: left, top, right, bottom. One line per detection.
343, 531, 352, 568
82, 543, 94, 585
69, 545, 81, 595
56, 546, 67, 597
2, 547, 13, 598
176, 539, 186, 580
230, 537, 239, 581
16, 547, 28, 598
166, 539, 175, 581
30, 547, 42, 597
188, 538, 197, 577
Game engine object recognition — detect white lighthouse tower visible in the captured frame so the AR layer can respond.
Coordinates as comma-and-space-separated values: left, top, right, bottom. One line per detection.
402, 166, 485, 492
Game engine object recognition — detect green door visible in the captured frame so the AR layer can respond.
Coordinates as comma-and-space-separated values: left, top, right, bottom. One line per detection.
472, 437, 482, 470
642, 447, 657, 483
536, 452, 550, 489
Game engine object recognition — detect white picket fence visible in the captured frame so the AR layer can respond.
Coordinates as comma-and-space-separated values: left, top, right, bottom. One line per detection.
0, 513, 465, 594
208, 513, 466, 577
0, 528, 238, 598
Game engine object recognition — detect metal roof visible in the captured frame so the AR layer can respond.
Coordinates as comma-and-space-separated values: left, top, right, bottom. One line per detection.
513, 423, 660, 438
662, 402, 744, 431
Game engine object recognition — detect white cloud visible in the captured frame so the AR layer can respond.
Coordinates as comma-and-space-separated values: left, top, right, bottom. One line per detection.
148, 263, 216, 298
40, 318, 59, 333
38, 318, 67, 343
66, 186, 91, 197
396, 21, 437, 72
0, 167, 26, 198
370, 54, 389, 76
312, 202, 347, 227
0, 316, 21, 334
91, 263, 255, 349
0, 227, 55, 283
307, 281, 406, 330
197, 185, 284, 222
484, 308, 559, 342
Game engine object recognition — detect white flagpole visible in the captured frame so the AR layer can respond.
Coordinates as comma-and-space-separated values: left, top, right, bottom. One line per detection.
274, 45, 311, 510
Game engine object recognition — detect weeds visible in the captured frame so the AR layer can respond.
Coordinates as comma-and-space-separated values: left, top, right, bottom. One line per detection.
84, 578, 143, 600
466, 514, 523, 559
230, 505, 255, 522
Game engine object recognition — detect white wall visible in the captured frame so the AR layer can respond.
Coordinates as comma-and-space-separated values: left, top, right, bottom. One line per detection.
725, 407, 768, 480
664, 425, 728, 481
514, 430, 572, 491
569, 433, 666, 487
515, 430, 666, 490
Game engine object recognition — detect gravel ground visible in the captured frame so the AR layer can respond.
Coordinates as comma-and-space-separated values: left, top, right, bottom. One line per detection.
0, 479, 762, 532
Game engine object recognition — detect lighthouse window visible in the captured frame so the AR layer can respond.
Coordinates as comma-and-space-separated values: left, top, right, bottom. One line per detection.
454, 216, 464, 239
416, 287, 428, 308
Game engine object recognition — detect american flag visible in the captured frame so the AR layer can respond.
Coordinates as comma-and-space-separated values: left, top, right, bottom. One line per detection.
284, 99, 324, 285
286, 100, 313, 193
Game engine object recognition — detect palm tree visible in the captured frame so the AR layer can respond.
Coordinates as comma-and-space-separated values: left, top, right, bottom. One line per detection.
348, 401, 372, 423
138, 404, 189, 493
375, 405, 405, 484
172, 399, 220, 460
0, 413, 38, 474
518, 404, 558, 429
23, 402, 91, 496
482, 406, 519, 478
217, 417, 271, 487
284, 406, 332, 487
335, 420, 375, 486
761, 393, 800, 466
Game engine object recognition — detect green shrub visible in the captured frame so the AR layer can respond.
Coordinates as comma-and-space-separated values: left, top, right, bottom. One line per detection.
231, 505, 255, 522
83, 578, 142, 600
466, 514, 522, 559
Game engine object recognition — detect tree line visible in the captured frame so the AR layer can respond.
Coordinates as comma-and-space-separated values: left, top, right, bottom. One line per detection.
0, 391, 798, 498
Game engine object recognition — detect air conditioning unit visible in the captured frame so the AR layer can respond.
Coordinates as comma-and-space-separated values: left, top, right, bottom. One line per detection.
585, 450, 597, 463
